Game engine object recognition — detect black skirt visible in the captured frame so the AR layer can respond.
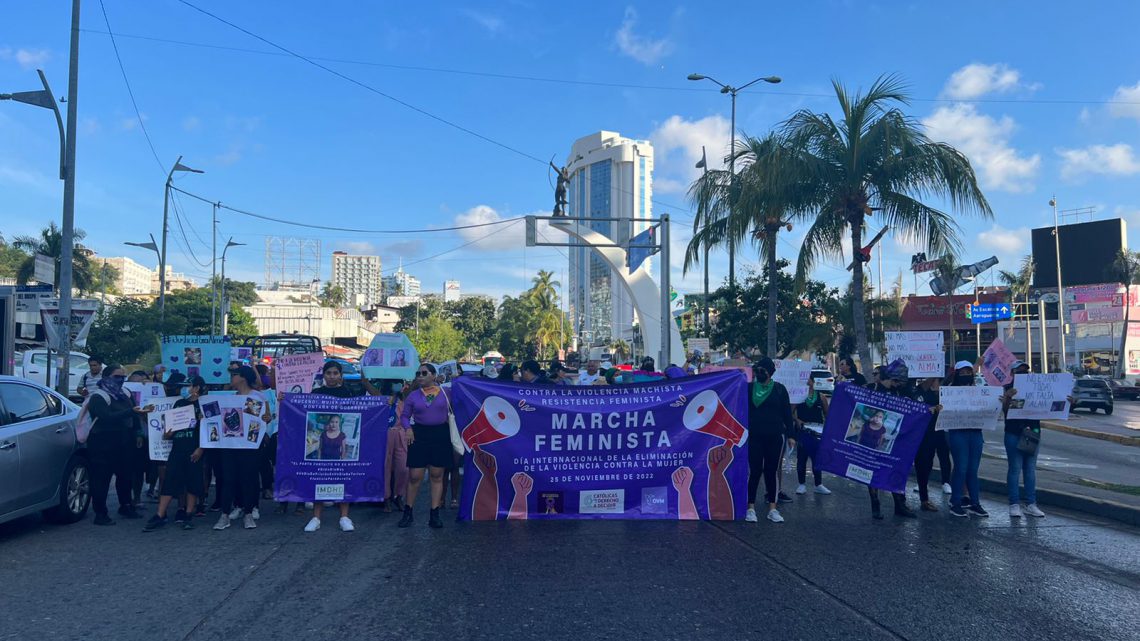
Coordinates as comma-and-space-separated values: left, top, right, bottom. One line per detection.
406, 423, 453, 469
162, 438, 204, 497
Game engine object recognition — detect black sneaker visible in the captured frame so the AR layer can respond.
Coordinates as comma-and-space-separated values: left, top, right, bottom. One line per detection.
428, 507, 443, 529
93, 514, 116, 526
143, 515, 167, 532
182, 520, 195, 531
208, 503, 222, 512
173, 509, 188, 524
894, 505, 918, 518
967, 504, 989, 518
194, 506, 207, 517
118, 506, 142, 519
777, 492, 793, 503
949, 505, 970, 518
393, 496, 406, 512
397, 506, 414, 528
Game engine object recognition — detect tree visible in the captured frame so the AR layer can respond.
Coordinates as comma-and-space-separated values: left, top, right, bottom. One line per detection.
92, 260, 122, 296
529, 270, 559, 311
1111, 250, 1140, 377
209, 277, 260, 307
0, 234, 29, 280
494, 294, 538, 361
87, 298, 162, 365
12, 222, 99, 293
318, 283, 347, 308
393, 298, 446, 335
999, 255, 1036, 367
750, 75, 992, 373
834, 279, 901, 360
410, 315, 466, 362
446, 297, 498, 356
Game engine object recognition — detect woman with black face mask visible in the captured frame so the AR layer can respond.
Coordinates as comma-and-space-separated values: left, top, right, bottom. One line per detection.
946, 361, 987, 518
745, 358, 796, 524
85, 364, 154, 525
864, 360, 918, 519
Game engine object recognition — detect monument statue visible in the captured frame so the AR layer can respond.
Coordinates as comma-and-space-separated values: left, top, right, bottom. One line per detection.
550, 161, 570, 216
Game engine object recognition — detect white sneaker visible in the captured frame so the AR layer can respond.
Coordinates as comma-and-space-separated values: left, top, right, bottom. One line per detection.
304, 502, 314, 510
767, 509, 785, 523
1009, 504, 1023, 518
339, 516, 355, 532
942, 483, 952, 495
1024, 503, 1046, 518
213, 515, 230, 531
814, 485, 832, 495
304, 517, 321, 532
251, 507, 260, 520
243, 513, 257, 529
228, 507, 243, 520
744, 508, 758, 523
795, 484, 807, 495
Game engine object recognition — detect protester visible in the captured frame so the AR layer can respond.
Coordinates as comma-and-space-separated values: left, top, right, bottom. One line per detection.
745, 358, 795, 524
865, 360, 918, 519
128, 370, 150, 383
578, 360, 602, 385
641, 356, 656, 373
78, 356, 103, 397
497, 364, 518, 382
86, 364, 153, 525
837, 356, 867, 386
913, 377, 947, 512
520, 360, 553, 385
399, 363, 451, 529
793, 376, 831, 495
152, 364, 167, 384
214, 366, 273, 531
380, 381, 409, 513
946, 361, 986, 518
1002, 360, 1047, 519
145, 376, 207, 531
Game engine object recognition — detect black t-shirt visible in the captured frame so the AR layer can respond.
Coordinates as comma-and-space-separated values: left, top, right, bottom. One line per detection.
1002, 382, 1040, 436
311, 385, 364, 398
796, 394, 825, 425
847, 372, 868, 386
172, 397, 202, 442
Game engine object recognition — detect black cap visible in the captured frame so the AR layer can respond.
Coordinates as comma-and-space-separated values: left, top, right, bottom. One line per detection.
184, 375, 207, 389
166, 371, 187, 386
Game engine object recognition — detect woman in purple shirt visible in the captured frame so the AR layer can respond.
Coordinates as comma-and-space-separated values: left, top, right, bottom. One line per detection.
398, 363, 452, 529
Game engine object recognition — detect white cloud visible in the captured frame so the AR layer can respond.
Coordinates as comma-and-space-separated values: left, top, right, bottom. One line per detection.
922, 103, 1040, 192
0, 47, 51, 70
463, 10, 504, 34
614, 7, 672, 65
339, 241, 378, 255
648, 114, 730, 195
455, 205, 554, 251
1108, 82, 1140, 121
1114, 205, 1140, 228
1057, 143, 1140, 180
977, 224, 1029, 254
182, 116, 201, 132
941, 63, 1037, 100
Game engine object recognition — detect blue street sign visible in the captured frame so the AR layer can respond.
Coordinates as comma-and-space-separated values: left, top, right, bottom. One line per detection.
966, 302, 1013, 324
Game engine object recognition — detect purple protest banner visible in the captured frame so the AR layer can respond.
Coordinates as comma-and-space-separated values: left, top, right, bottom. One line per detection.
815, 382, 930, 493
275, 394, 390, 502
451, 370, 749, 521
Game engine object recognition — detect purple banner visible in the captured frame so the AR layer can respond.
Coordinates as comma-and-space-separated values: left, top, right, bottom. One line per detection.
451, 371, 749, 521
816, 383, 930, 493
275, 394, 390, 502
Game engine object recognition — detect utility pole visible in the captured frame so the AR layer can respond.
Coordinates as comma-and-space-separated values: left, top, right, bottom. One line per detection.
1050, 196, 1067, 371
56, 0, 81, 397
210, 201, 218, 337
660, 213, 672, 368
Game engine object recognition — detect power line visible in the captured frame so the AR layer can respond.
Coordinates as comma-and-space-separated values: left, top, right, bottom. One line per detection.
381, 220, 524, 274
97, 0, 166, 175
169, 192, 213, 268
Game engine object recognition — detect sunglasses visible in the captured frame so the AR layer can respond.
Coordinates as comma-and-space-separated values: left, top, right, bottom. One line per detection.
416, 371, 432, 376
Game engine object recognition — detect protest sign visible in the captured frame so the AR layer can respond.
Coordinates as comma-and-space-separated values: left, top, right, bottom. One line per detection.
687, 338, 710, 355
230, 346, 253, 363
124, 382, 165, 407
700, 364, 752, 382
1007, 373, 1073, 420
937, 386, 1003, 431
144, 396, 182, 461
274, 352, 326, 394
774, 360, 813, 404
981, 339, 1017, 386
885, 331, 945, 378
199, 394, 269, 449
275, 394, 390, 502
451, 370, 749, 521
816, 382, 930, 493
162, 335, 233, 384
361, 332, 419, 381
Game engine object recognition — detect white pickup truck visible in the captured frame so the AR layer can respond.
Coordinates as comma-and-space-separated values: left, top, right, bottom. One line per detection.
14, 349, 90, 399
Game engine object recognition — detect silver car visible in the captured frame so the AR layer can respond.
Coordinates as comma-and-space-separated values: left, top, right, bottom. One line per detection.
0, 376, 91, 526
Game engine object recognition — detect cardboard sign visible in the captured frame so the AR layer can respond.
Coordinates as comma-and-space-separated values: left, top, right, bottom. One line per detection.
162, 335, 233, 384
937, 386, 1003, 431
774, 360, 813, 404
885, 331, 944, 378
144, 396, 182, 461
981, 339, 1018, 387
1007, 373, 1073, 420
199, 394, 269, 449
275, 352, 326, 395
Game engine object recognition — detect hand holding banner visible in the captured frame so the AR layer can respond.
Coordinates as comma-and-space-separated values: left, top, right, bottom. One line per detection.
937, 386, 1003, 431
1007, 373, 1073, 420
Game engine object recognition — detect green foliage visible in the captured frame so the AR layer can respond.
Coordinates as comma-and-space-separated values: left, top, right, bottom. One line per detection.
11, 222, 100, 294
409, 315, 466, 362
447, 297, 498, 355
210, 277, 260, 307
318, 283, 347, 308
0, 236, 30, 281
87, 298, 162, 365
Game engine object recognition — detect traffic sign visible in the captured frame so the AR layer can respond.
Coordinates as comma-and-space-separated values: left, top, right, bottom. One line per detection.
966, 302, 1013, 324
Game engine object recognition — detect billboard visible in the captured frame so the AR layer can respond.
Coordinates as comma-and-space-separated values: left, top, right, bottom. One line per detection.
1031, 218, 1126, 288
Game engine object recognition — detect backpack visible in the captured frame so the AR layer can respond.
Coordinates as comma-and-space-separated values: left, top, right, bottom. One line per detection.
76, 389, 111, 444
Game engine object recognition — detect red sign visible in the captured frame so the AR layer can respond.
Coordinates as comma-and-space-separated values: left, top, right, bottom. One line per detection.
912, 259, 941, 274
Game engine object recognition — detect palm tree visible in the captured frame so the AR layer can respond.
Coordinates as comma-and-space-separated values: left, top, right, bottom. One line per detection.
685, 134, 792, 357
1111, 249, 1140, 377
932, 255, 966, 366
13, 222, 97, 293
529, 270, 559, 312
999, 255, 1035, 365
758, 75, 992, 372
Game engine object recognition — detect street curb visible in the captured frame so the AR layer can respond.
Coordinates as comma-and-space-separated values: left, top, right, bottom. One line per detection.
979, 474, 1140, 527
1041, 420, 1140, 447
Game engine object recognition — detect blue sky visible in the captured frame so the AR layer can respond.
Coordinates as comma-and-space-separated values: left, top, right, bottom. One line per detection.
3, 1, 1140, 303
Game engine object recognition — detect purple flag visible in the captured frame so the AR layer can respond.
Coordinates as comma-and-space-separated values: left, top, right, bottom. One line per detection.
451, 371, 749, 521
275, 394, 390, 502
816, 382, 930, 493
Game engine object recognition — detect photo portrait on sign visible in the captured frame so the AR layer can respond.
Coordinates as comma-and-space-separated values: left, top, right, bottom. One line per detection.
244, 397, 265, 417
305, 412, 362, 461
184, 347, 202, 365
202, 400, 220, 419
391, 349, 407, 367
843, 402, 904, 454
223, 408, 243, 437
362, 348, 383, 367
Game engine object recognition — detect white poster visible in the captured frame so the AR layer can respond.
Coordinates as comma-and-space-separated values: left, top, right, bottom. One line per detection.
144, 396, 182, 461
774, 360, 813, 404
885, 331, 945, 378
39, 298, 99, 349
199, 394, 268, 449
1007, 373, 1073, 420
937, 386, 1004, 431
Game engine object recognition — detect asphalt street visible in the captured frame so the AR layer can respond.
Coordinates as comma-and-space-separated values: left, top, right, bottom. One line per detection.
1, 476, 1137, 641
984, 422, 1140, 487
1066, 398, 1140, 436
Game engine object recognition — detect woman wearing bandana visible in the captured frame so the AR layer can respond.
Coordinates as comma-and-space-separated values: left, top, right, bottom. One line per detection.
85, 364, 154, 525
865, 360, 918, 520
398, 363, 452, 529
745, 358, 796, 524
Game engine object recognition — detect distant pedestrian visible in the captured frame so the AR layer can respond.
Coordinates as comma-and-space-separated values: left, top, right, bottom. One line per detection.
947, 361, 986, 518
85, 364, 153, 525
78, 356, 104, 398
520, 360, 553, 385
793, 376, 830, 496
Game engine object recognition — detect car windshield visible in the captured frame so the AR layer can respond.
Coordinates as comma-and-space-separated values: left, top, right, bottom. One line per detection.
1076, 380, 1106, 389
810, 371, 832, 378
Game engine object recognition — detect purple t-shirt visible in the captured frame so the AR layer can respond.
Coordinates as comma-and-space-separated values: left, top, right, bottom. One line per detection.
400, 387, 451, 428
320, 431, 346, 459
859, 424, 885, 449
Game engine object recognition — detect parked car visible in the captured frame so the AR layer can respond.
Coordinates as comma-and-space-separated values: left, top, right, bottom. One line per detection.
14, 350, 90, 399
810, 369, 836, 392
1072, 377, 1114, 414
0, 376, 90, 526
1106, 378, 1140, 401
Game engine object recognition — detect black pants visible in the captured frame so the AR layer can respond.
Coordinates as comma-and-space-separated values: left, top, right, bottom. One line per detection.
87, 432, 133, 516
130, 440, 148, 503
868, 487, 907, 509
747, 432, 785, 505
220, 450, 260, 513
259, 434, 277, 492
203, 449, 224, 505
796, 446, 821, 486
914, 428, 950, 502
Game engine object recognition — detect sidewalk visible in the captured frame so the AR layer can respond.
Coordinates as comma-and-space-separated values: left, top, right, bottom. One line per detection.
977, 455, 1140, 527
1042, 416, 1140, 446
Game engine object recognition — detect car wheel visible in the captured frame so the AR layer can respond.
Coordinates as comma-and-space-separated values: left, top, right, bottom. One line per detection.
1105, 406, 1114, 415
43, 455, 91, 524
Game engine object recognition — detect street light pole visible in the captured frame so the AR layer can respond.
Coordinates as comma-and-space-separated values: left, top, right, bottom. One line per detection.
158, 157, 204, 330
220, 238, 245, 336
54, 0, 81, 397
210, 202, 219, 338
660, 213, 672, 368
696, 146, 710, 335
1050, 196, 1067, 371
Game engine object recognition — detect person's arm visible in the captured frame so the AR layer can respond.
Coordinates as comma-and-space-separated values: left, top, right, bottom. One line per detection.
87, 394, 134, 424
361, 378, 381, 396
340, 437, 348, 459
400, 392, 416, 429
819, 395, 830, 419
780, 386, 796, 443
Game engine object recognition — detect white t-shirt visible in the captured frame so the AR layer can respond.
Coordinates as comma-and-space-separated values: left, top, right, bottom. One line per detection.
578, 372, 601, 385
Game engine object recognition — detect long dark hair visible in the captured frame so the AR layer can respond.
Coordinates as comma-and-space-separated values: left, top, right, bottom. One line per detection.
840, 356, 859, 374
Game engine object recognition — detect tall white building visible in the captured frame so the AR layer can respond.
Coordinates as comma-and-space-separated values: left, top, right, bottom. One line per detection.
382, 263, 421, 302
331, 251, 382, 307
565, 131, 654, 348
101, 256, 153, 295
443, 280, 461, 302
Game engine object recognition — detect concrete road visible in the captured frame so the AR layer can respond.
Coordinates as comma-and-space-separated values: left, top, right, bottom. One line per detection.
1, 480, 1137, 641
1066, 397, 1140, 436
983, 425, 1140, 487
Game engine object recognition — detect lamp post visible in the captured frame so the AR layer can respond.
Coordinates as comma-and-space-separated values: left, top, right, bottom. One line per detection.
125, 234, 161, 306
210, 201, 220, 338
159, 157, 204, 330
1050, 196, 1067, 371
687, 72, 781, 290
220, 238, 245, 335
